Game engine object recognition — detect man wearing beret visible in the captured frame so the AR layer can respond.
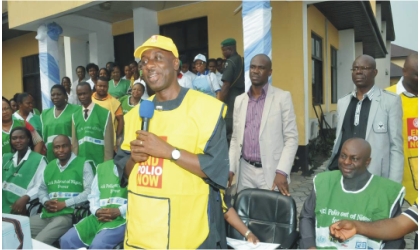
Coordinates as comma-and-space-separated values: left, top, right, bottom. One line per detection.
220, 38, 245, 145
114, 35, 229, 249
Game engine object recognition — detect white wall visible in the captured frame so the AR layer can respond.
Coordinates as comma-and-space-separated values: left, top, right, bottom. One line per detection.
58, 36, 66, 83
52, 15, 114, 73
337, 29, 356, 98
355, 42, 363, 57
64, 36, 89, 82
133, 7, 159, 60
375, 41, 392, 89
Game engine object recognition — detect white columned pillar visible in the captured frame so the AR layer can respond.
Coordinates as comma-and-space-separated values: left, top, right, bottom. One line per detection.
88, 23, 114, 68
337, 29, 356, 98
64, 36, 89, 82
133, 7, 159, 59
35, 22, 63, 110
242, 1, 272, 91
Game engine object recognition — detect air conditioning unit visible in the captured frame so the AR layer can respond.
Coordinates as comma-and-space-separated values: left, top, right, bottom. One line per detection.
309, 118, 319, 140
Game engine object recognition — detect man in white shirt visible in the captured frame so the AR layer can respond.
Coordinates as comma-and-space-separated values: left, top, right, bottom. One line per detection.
59, 160, 127, 249
178, 60, 193, 89
208, 58, 223, 88
181, 61, 196, 81
29, 135, 94, 246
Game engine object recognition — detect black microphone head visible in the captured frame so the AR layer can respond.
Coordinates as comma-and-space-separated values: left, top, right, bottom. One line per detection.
139, 100, 155, 119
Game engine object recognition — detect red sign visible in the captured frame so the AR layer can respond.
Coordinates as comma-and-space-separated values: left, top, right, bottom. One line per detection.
407, 118, 418, 149
136, 136, 167, 188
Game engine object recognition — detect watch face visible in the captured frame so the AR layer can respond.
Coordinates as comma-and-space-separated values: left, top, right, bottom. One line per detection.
172, 149, 181, 160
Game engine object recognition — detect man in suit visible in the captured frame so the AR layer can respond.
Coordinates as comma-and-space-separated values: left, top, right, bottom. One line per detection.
228, 54, 298, 195
327, 54, 403, 183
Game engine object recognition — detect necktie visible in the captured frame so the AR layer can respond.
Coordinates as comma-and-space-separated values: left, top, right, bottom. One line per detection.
84, 109, 89, 119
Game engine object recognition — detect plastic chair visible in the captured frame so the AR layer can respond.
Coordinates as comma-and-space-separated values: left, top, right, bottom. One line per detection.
227, 188, 299, 249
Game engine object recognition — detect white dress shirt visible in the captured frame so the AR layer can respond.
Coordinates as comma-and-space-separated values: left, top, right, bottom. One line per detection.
38, 153, 94, 208
88, 165, 127, 218
182, 70, 196, 81
86, 79, 95, 90
6, 149, 47, 201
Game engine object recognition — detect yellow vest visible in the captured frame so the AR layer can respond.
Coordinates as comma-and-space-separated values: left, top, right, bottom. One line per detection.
122, 90, 226, 249
387, 84, 418, 204
92, 94, 121, 145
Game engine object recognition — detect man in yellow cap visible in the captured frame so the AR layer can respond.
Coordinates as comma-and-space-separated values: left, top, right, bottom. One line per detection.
219, 38, 245, 145
114, 35, 229, 249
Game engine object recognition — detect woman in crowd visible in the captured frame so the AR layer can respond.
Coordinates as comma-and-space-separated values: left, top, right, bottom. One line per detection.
119, 82, 144, 115
61, 76, 80, 105
109, 65, 131, 99
3, 97, 44, 155
41, 85, 79, 162
3, 97, 25, 154
99, 68, 110, 79
2, 127, 47, 215
122, 65, 132, 80
13, 93, 43, 139
86, 63, 99, 90
192, 54, 221, 99
9, 98, 18, 112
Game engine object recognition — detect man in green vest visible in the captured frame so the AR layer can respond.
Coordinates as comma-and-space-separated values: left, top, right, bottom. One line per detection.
299, 138, 405, 249
30, 135, 94, 246
59, 160, 127, 249
71, 82, 114, 171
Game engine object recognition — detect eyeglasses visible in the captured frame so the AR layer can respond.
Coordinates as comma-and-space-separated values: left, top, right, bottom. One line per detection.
350, 66, 375, 72
194, 61, 205, 66
2, 107, 11, 112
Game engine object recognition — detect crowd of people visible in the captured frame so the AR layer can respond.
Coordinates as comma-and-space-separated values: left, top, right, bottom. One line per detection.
1, 34, 418, 249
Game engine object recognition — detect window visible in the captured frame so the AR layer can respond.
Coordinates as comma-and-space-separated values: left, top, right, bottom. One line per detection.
160, 17, 208, 65
311, 33, 323, 105
331, 47, 338, 103
22, 54, 42, 111
114, 33, 135, 67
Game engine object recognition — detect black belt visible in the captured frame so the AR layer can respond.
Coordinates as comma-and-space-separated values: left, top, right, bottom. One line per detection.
243, 158, 262, 168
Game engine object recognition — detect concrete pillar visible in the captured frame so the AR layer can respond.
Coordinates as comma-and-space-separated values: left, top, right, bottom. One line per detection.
64, 36, 89, 82
355, 42, 363, 57
35, 22, 63, 110
133, 7, 159, 59
337, 29, 356, 98
88, 24, 114, 68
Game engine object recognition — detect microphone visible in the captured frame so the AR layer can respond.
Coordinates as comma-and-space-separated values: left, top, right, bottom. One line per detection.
139, 100, 155, 131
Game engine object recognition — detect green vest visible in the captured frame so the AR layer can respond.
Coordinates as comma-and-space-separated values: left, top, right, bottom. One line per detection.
74, 160, 127, 246
2, 120, 25, 155
72, 104, 110, 169
41, 156, 85, 218
119, 95, 142, 115
2, 151, 44, 213
314, 171, 405, 249
41, 104, 79, 162
108, 79, 131, 99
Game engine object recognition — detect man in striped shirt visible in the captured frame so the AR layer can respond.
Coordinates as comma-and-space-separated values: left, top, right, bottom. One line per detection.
228, 54, 298, 195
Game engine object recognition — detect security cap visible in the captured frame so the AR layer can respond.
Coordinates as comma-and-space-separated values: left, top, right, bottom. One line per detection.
134, 35, 179, 58
221, 38, 236, 47
193, 54, 206, 63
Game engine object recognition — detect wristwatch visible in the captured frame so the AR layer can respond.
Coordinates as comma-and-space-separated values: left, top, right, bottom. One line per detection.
171, 148, 181, 161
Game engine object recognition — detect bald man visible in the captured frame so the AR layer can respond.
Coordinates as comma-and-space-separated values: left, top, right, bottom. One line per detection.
300, 138, 405, 249
229, 54, 298, 195
327, 55, 403, 183
30, 135, 94, 246
386, 53, 418, 205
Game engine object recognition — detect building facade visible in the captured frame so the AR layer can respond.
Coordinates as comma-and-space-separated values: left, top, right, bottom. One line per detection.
3, 0, 395, 173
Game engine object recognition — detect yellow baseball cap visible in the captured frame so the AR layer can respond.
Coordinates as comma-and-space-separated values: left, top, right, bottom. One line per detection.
134, 35, 179, 58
